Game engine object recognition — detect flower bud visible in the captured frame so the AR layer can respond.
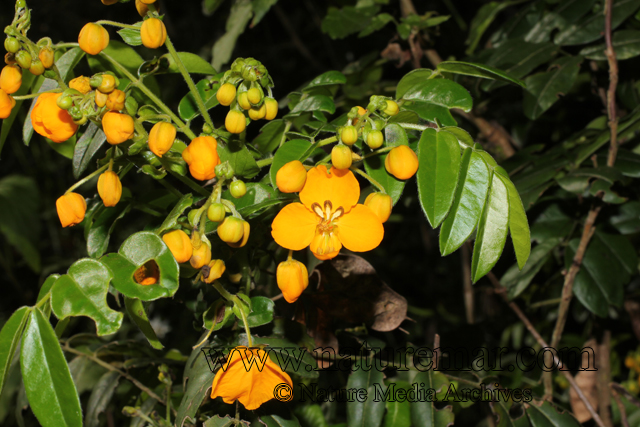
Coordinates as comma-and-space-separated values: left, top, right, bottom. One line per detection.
352, 106, 366, 125
276, 259, 309, 303
0, 89, 15, 119
162, 230, 192, 263
148, 121, 176, 157
207, 202, 226, 222
331, 144, 352, 170
340, 125, 358, 146
264, 97, 278, 120
237, 92, 251, 110
96, 74, 117, 94
230, 180, 247, 198
38, 47, 54, 69
15, 50, 31, 69
4, 53, 16, 66
364, 192, 392, 223
216, 83, 236, 106
247, 87, 261, 105
56, 192, 86, 228
4, 38, 20, 54
78, 23, 110, 55
383, 100, 399, 116
102, 0, 119, 5
217, 216, 244, 244
227, 220, 250, 248
106, 89, 126, 111
102, 111, 135, 145
276, 160, 307, 193
141, 18, 167, 49
95, 90, 108, 108
385, 145, 418, 180
248, 103, 266, 120
135, 0, 150, 16
190, 241, 212, 269
366, 129, 384, 149
0, 65, 21, 94
29, 60, 44, 76
225, 110, 246, 134
203, 259, 225, 284
97, 171, 122, 207
139, 0, 156, 3
182, 136, 221, 181
69, 76, 91, 94
32, 93, 77, 142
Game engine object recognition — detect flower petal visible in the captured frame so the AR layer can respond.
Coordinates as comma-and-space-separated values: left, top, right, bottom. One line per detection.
309, 232, 342, 260
271, 202, 318, 250
336, 204, 384, 252
300, 165, 360, 212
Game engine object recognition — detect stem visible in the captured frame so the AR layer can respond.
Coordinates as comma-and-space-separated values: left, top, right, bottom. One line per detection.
358, 146, 393, 161
14, 89, 62, 100
396, 122, 429, 131
212, 281, 234, 301
317, 135, 338, 147
350, 167, 386, 193
256, 158, 273, 168
233, 296, 254, 347
605, 0, 619, 167
278, 121, 292, 147
167, 170, 209, 197
95, 20, 139, 30
164, 35, 214, 130
66, 164, 109, 193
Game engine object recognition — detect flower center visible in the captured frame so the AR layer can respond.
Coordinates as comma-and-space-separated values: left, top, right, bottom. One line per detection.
310, 200, 344, 255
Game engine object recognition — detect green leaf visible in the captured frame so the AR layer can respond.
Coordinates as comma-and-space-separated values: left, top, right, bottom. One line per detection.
294, 405, 327, 427
287, 95, 336, 116
211, 0, 253, 71
465, 1, 520, 54
384, 381, 411, 427
176, 341, 218, 426
259, 414, 302, 427
270, 139, 312, 188
524, 0, 596, 43
471, 171, 509, 283
160, 52, 217, 75
401, 79, 473, 112
0, 175, 41, 272
555, 0, 640, 46
72, 123, 107, 179
241, 296, 274, 327
68, 355, 107, 395
409, 370, 453, 427
252, 0, 278, 26
250, 336, 318, 379
597, 149, 640, 177
396, 69, 434, 99
346, 367, 385, 427
501, 238, 561, 299
490, 400, 529, 427
178, 77, 221, 121
203, 0, 227, 15
117, 22, 142, 46
20, 309, 82, 427
155, 194, 193, 235
526, 401, 580, 427
611, 201, 640, 235
359, 13, 394, 37
321, 6, 379, 39
101, 231, 180, 301
498, 173, 531, 270
254, 119, 286, 154
47, 136, 77, 159
124, 297, 163, 349
204, 416, 239, 427
0, 307, 30, 396
84, 371, 119, 427
580, 29, 640, 60
417, 129, 461, 228
363, 125, 409, 205
51, 258, 123, 336
86, 203, 131, 259
437, 61, 526, 87
439, 149, 491, 256
203, 301, 234, 331
304, 71, 347, 91
218, 139, 260, 179
523, 56, 582, 120
401, 102, 457, 126
222, 182, 279, 213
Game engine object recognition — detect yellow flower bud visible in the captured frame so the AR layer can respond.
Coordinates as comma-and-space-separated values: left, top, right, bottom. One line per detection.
38, 47, 54, 69
102, 111, 135, 145
148, 121, 176, 157
352, 106, 366, 126
141, 18, 167, 49
237, 92, 251, 110
364, 192, 392, 223
276, 160, 307, 193
97, 171, 122, 207
182, 136, 221, 181
162, 230, 193, 264
247, 87, 262, 105
78, 23, 110, 56
139, 0, 156, 3
248, 103, 266, 121
385, 145, 419, 180
56, 192, 86, 228
0, 89, 15, 119
227, 220, 250, 248
276, 259, 309, 303
95, 90, 108, 108
69, 76, 91, 94
216, 83, 237, 106
102, 0, 119, 5
340, 125, 358, 146
366, 130, 384, 149
190, 241, 212, 269
331, 144, 352, 170
264, 97, 278, 120
217, 216, 245, 244
135, 0, 150, 16
207, 202, 226, 222
203, 259, 226, 284
383, 100, 399, 116
0, 65, 21, 94
106, 89, 126, 111
97, 74, 117, 94
225, 110, 246, 134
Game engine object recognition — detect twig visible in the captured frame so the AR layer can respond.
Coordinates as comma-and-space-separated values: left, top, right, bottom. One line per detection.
486, 272, 607, 427
462, 243, 474, 324
605, 0, 620, 167
611, 385, 630, 427
611, 383, 640, 408
597, 331, 612, 427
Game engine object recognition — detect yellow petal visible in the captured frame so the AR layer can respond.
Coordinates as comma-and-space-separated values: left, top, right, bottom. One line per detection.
309, 231, 342, 259
336, 204, 384, 252
271, 202, 318, 250
299, 165, 360, 213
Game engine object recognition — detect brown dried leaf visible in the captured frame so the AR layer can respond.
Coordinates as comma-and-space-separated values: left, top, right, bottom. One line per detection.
569, 339, 598, 423
381, 43, 412, 68
625, 300, 640, 341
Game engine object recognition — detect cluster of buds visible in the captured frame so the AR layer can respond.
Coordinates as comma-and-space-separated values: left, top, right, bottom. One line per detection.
215, 57, 278, 134
622, 350, 640, 394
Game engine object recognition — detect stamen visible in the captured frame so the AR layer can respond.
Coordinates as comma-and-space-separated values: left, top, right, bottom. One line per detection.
324, 200, 333, 219
330, 207, 344, 221
311, 202, 324, 218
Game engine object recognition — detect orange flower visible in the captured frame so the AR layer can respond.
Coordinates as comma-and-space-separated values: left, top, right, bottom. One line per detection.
102, 111, 134, 145
182, 136, 220, 181
0, 89, 15, 119
56, 192, 86, 228
210, 346, 293, 410
69, 76, 91, 94
31, 93, 78, 142
271, 165, 384, 260
78, 23, 109, 55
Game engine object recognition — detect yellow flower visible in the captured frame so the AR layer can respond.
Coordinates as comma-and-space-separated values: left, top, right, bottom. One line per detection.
78, 23, 110, 56
210, 346, 293, 410
227, 220, 250, 248
271, 165, 384, 260
102, 111, 134, 145
162, 230, 193, 263
277, 259, 309, 303
276, 160, 307, 193
140, 18, 167, 49
148, 121, 176, 157
97, 171, 122, 207
0, 65, 22, 94
182, 136, 221, 181
31, 93, 78, 143
56, 192, 86, 228
385, 145, 418, 180
203, 259, 225, 283
190, 242, 212, 269
69, 76, 92, 94
364, 193, 392, 223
